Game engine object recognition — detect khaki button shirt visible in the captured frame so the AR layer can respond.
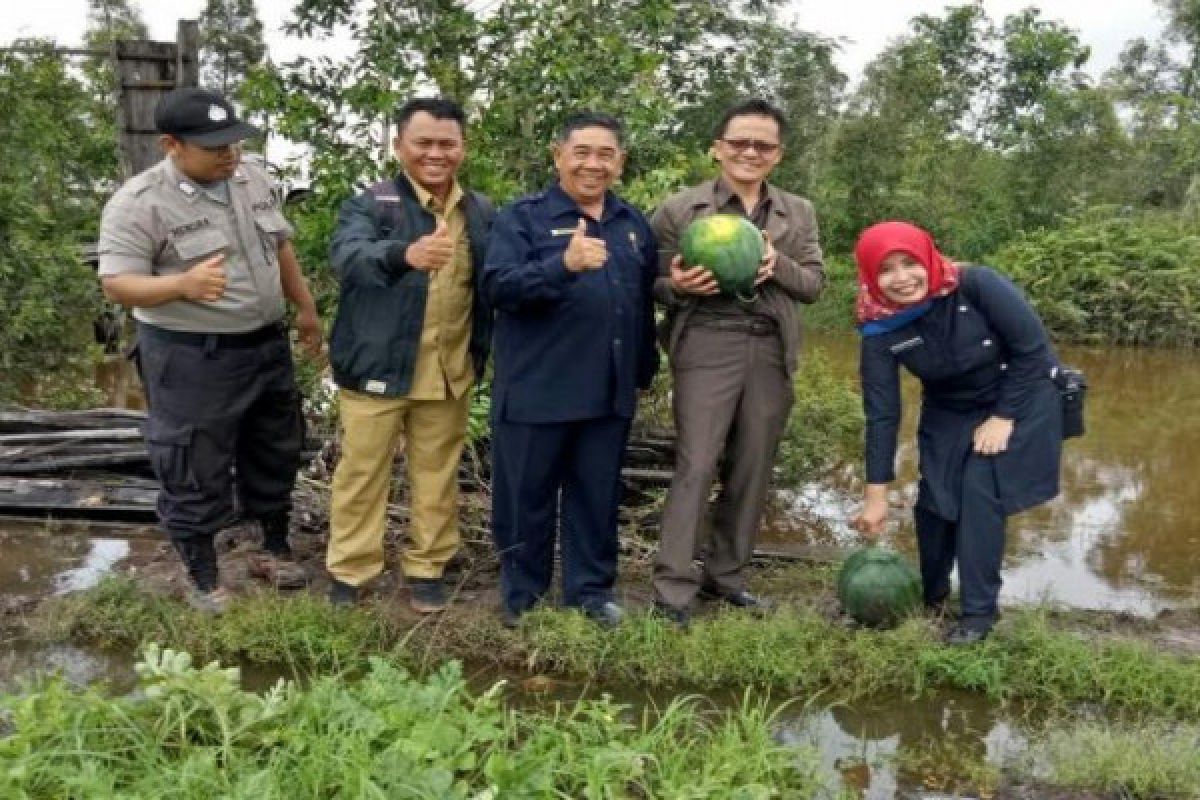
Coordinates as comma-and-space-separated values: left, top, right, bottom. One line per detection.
406, 174, 474, 400
97, 157, 293, 333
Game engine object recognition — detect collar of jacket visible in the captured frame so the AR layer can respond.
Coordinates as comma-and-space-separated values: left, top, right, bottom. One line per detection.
543, 181, 631, 223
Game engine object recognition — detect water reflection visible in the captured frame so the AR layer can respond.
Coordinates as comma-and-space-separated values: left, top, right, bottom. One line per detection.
795, 334, 1200, 614
0, 638, 135, 693
0, 522, 152, 600
777, 690, 1023, 799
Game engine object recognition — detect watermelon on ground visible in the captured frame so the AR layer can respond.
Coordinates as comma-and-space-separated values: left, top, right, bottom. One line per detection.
679, 213, 765, 298
837, 547, 923, 628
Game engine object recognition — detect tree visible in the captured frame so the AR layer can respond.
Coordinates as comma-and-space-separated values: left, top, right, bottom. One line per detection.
819, 3, 1123, 257
0, 44, 110, 401
199, 0, 268, 94
240, 0, 845, 311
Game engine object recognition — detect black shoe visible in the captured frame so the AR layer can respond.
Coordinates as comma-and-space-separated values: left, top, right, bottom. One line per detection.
944, 624, 990, 646
328, 579, 359, 607
702, 588, 773, 612
652, 602, 691, 629
583, 601, 625, 628
408, 578, 448, 614
501, 607, 523, 630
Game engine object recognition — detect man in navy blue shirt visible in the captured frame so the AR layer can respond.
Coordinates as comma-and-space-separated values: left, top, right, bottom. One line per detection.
483, 111, 659, 627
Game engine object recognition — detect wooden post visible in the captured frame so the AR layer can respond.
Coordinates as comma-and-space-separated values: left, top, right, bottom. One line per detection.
112, 20, 200, 180
176, 20, 199, 89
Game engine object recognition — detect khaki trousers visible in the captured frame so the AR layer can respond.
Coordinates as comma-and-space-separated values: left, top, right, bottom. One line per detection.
327, 388, 470, 585
653, 326, 793, 609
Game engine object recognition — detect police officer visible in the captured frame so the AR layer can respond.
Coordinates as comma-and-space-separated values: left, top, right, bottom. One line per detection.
483, 111, 659, 628
98, 88, 321, 613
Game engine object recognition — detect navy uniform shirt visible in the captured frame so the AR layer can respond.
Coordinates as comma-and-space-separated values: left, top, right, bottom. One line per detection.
860, 266, 1061, 516
483, 183, 659, 423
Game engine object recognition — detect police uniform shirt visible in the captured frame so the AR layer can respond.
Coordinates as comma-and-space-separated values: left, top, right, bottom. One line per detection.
98, 157, 294, 333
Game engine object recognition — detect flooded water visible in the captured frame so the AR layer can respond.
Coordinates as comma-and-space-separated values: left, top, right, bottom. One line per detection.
792, 334, 1200, 616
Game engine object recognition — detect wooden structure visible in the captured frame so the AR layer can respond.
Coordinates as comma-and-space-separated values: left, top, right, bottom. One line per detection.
112, 20, 200, 180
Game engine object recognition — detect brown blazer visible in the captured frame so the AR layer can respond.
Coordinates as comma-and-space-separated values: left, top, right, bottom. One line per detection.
650, 179, 825, 375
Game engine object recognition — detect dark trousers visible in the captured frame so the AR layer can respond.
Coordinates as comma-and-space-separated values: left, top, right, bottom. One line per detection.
135, 323, 304, 589
653, 327, 793, 609
491, 415, 631, 613
914, 455, 1007, 632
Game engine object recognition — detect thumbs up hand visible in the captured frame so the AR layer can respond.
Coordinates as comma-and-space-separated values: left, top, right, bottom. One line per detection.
406, 217, 455, 271
563, 217, 608, 272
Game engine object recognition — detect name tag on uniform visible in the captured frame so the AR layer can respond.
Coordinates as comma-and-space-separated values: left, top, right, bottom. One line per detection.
889, 336, 924, 354
364, 380, 388, 394
551, 227, 577, 236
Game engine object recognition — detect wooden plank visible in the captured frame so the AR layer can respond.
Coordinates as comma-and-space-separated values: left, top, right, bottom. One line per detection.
0, 477, 157, 517
0, 448, 149, 475
0, 429, 142, 445
121, 80, 177, 90
0, 408, 146, 432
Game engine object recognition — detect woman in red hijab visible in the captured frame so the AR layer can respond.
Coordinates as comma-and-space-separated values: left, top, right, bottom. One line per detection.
851, 221, 1064, 645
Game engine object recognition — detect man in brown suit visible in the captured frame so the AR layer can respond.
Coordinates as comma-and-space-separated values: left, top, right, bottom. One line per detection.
651, 98, 825, 624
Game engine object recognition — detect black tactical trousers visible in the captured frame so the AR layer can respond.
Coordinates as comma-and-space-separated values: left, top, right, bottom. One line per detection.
135, 322, 304, 589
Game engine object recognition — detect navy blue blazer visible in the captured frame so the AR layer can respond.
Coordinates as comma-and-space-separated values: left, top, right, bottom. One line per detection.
860, 266, 1062, 518
482, 184, 659, 424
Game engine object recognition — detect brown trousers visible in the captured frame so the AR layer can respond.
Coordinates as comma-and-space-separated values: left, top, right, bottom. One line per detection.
653, 326, 794, 609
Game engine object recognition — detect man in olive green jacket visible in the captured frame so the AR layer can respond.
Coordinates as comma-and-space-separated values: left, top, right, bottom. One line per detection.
651, 98, 825, 624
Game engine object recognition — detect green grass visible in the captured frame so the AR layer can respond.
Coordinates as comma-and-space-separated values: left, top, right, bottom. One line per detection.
30, 577, 1200, 721
0, 643, 829, 798
1022, 720, 1200, 798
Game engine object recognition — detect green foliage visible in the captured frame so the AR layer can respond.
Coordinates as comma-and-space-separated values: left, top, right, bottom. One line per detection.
0, 44, 110, 401
1027, 719, 1200, 797
242, 0, 842, 294
992, 208, 1200, 345
0, 643, 827, 797
802, 256, 857, 332
776, 347, 864, 484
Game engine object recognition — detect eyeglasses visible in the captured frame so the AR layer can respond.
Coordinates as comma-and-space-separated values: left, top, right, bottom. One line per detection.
719, 138, 780, 155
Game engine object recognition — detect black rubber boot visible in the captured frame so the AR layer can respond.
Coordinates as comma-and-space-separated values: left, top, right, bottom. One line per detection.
172, 535, 219, 591
260, 510, 292, 556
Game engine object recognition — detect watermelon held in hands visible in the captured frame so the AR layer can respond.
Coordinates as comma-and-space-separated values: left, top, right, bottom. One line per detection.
679, 214, 765, 299
837, 547, 922, 628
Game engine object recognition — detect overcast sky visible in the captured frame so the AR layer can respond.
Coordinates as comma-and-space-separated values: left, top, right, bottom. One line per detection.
0, 1, 1172, 86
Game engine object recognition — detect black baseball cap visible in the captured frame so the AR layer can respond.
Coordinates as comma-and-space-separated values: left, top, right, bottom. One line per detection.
154, 88, 260, 147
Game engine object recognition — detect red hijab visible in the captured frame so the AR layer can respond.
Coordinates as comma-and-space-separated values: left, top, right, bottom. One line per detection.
854, 221, 960, 325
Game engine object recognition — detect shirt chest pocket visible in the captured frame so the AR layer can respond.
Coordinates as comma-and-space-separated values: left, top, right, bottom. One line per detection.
950, 304, 1004, 370
530, 231, 570, 264
254, 211, 290, 265
169, 228, 229, 269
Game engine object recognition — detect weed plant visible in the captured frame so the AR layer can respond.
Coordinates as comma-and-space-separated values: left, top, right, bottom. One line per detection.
1021, 720, 1200, 798
0, 643, 828, 798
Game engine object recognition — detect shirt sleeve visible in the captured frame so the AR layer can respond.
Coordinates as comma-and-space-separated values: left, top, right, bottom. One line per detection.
860, 335, 903, 484
97, 192, 157, 277
329, 193, 415, 288
967, 267, 1056, 418
648, 203, 685, 308
770, 196, 825, 303
480, 204, 577, 313
636, 220, 661, 389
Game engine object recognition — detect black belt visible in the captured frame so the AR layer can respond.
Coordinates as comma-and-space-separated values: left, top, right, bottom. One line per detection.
689, 316, 778, 336
138, 321, 286, 348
